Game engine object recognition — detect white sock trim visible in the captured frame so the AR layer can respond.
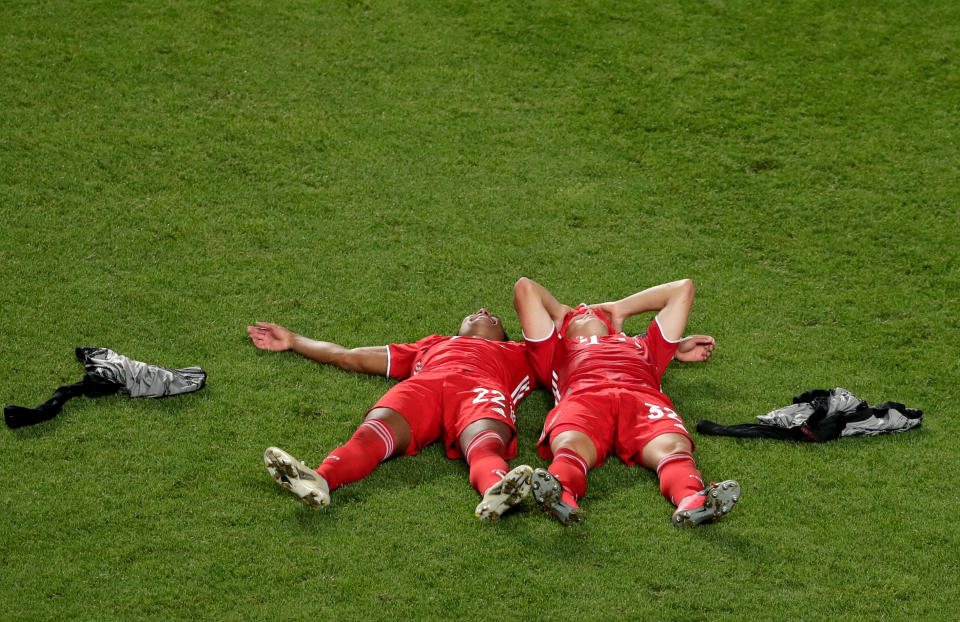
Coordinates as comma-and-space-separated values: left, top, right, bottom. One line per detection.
464, 430, 505, 464
554, 449, 589, 476
362, 419, 395, 461
656, 451, 694, 477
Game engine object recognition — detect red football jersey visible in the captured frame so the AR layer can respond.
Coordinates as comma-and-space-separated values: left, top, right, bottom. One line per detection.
526, 316, 679, 403
386, 335, 535, 408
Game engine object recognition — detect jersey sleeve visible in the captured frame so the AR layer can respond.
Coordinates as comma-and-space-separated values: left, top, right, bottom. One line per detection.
385, 335, 441, 379
644, 316, 681, 379
501, 341, 538, 408
509, 342, 539, 390
522, 324, 560, 390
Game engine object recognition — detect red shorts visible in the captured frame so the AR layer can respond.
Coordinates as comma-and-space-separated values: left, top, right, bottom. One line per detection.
371, 370, 519, 460
537, 386, 693, 466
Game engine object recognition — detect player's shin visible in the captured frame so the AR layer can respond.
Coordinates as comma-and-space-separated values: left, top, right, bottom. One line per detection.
464, 430, 508, 495
549, 448, 589, 506
655, 451, 704, 506
316, 419, 396, 490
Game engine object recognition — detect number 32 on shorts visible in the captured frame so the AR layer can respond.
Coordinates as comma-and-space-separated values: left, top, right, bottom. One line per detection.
644, 402, 689, 433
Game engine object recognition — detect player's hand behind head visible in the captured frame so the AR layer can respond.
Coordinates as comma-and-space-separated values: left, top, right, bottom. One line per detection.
587, 303, 623, 333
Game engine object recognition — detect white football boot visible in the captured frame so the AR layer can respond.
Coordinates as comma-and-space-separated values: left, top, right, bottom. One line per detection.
264, 446, 330, 510
475, 465, 534, 520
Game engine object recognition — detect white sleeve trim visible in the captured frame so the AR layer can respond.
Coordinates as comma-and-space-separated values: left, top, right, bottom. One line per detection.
521, 322, 557, 343
654, 315, 683, 344
385, 344, 393, 378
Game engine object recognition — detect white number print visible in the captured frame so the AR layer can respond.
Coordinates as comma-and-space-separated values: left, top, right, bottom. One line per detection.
472, 387, 511, 421
644, 402, 688, 433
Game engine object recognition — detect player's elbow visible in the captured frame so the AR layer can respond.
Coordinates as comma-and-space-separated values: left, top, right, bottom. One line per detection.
514, 277, 534, 293
675, 278, 695, 304
514, 277, 535, 309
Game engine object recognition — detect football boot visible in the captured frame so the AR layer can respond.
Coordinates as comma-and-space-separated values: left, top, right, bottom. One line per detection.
264, 446, 330, 509
672, 480, 740, 527
531, 468, 584, 525
475, 464, 534, 520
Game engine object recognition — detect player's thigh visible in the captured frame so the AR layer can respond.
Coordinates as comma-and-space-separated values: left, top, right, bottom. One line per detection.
616, 391, 693, 467
447, 379, 517, 455
368, 375, 445, 455
541, 392, 614, 467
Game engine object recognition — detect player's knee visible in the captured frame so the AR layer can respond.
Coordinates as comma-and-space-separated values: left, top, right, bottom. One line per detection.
459, 419, 511, 451
661, 435, 693, 455
550, 430, 597, 467
639, 433, 693, 467
365, 408, 412, 455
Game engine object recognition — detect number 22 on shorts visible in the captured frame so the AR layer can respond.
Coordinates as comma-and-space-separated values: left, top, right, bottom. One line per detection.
472, 387, 512, 422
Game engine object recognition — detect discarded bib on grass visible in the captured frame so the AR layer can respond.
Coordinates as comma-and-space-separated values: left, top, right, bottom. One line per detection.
4, 347, 206, 429
76, 347, 206, 398
696, 387, 922, 442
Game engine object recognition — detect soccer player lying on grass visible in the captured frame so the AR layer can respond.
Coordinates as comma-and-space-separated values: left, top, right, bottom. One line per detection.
247, 309, 537, 520
513, 277, 740, 527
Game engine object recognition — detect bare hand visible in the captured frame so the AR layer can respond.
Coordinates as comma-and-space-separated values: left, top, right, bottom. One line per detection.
588, 302, 624, 333
247, 322, 295, 352
675, 334, 715, 362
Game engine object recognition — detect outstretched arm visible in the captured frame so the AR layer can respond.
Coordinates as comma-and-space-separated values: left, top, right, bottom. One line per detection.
247, 322, 388, 375
589, 279, 695, 341
513, 278, 572, 340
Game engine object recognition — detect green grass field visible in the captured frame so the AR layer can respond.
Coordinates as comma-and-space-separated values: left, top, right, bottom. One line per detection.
2, 0, 958, 619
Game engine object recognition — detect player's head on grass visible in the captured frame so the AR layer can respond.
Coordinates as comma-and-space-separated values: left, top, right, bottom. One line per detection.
561, 304, 614, 339
458, 309, 508, 341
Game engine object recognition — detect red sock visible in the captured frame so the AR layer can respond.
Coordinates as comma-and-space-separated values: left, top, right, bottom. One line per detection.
316, 419, 396, 491
464, 431, 509, 495
549, 448, 589, 507
656, 452, 704, 506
